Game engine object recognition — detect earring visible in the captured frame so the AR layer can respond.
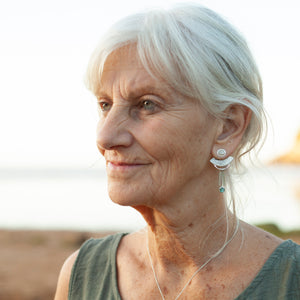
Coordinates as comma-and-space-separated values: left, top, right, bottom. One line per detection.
210, 149, 233, 193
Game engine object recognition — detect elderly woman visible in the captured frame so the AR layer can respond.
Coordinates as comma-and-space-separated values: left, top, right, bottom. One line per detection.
55, 4, 300, 300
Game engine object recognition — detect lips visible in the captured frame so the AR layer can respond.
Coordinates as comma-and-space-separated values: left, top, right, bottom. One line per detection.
108, 161, 138, 166
107, 161, 145, 166
106, 160, 150, 173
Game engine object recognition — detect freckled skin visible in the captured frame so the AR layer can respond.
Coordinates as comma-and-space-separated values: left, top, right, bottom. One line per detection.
162, 286, 169, 295
206, 265, 213, 272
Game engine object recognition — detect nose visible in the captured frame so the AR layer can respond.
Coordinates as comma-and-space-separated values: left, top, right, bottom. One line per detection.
96, 105, 134, 152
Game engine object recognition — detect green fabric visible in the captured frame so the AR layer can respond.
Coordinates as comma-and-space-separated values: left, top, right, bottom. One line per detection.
69, 234, 300, 300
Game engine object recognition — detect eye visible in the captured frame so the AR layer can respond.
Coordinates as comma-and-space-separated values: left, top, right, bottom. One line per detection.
139, 100, 156, 111
98, 101, 111, 112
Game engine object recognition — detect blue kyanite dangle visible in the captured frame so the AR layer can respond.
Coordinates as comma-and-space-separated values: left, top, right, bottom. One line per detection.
219, 171, 225, 193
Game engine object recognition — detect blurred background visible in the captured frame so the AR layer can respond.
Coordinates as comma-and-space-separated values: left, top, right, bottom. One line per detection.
0, 0, 299, 299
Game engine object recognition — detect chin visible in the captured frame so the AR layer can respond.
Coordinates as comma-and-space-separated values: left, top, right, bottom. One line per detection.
107, 174, 163, 208
107, 182, 146, 207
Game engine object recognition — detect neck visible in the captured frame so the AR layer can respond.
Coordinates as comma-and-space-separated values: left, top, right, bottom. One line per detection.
151, 210, 236, 267
131, 171, 240, 300
134, 192, 238, 270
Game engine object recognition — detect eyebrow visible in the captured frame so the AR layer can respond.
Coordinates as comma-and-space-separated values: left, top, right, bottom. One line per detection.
97, 83, 172, 100
128, 85, 167, 97
96, 89, 110, 99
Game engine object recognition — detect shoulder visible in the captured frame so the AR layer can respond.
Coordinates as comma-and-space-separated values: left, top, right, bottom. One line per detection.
238, 238, 300, 299
256, 240, 300, 298
245, 223, 300, 271
54, 233, 126, 300
266, 240, 300, 299
54, 250, 79, 300
285, 239, 300, 272
239, 221, 284, 258
269, 239, 300, 271
292, 239, 300, 260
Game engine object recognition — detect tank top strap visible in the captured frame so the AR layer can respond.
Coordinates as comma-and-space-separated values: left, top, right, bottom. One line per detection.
69, 233, 126, 300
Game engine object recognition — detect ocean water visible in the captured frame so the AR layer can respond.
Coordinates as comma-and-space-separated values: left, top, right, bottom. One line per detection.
0, 165, 299, 232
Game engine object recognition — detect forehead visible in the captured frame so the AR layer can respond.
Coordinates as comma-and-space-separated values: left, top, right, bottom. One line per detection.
99, 46, 173, 97
103, 45, 142, 70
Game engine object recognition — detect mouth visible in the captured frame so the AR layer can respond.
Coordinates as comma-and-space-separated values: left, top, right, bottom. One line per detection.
106, 161, 150, 172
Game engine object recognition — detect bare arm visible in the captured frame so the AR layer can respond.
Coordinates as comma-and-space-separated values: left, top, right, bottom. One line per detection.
54, 250, 79, 300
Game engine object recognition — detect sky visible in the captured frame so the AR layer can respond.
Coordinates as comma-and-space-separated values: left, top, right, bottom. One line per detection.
1, 0, 300, 168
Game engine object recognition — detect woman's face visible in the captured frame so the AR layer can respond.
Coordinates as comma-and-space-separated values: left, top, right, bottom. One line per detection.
96, 47, 220, 209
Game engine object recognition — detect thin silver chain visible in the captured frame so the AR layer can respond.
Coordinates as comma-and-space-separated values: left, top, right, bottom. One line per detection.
146, 240, 215, 300
146, 222, 239, 300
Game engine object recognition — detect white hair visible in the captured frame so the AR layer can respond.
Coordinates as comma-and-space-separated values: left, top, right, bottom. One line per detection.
86, 3, 266, 214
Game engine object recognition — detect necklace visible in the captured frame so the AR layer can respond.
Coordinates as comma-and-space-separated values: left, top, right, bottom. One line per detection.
146, 221, 239, 300
146, 240, 215, 300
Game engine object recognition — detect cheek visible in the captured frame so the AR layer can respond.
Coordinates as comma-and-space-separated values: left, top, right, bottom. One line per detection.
136, 117, 210, 165
136, 119, 182, 159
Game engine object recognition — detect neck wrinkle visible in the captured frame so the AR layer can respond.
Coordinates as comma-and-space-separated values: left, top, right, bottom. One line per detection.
146, 204, 235, 272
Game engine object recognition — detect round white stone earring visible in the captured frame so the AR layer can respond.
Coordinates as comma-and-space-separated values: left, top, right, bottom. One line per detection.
210, 149, 233, 193
217, 148, 226, 158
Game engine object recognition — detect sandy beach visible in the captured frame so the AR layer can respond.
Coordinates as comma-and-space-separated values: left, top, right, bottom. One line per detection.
0, 228, 299, 300
0, 230, 115, 300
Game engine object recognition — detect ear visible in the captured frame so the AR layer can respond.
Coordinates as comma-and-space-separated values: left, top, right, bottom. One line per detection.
212, 105, 252, 157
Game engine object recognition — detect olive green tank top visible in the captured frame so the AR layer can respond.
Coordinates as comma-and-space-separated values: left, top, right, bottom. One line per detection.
69, 233, 300, 299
